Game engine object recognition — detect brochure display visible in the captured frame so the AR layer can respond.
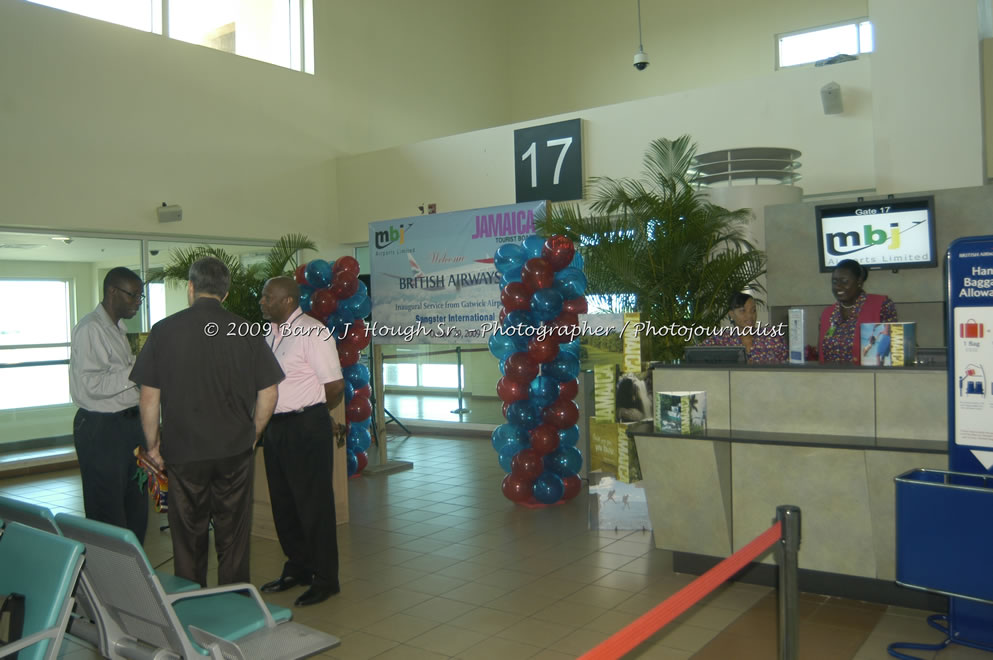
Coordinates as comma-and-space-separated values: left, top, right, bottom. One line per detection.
859, 322, 917, 366
894, 235, 993, 651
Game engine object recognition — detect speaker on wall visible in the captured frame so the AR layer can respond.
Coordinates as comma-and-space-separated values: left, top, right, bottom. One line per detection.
820, 82, 843, 115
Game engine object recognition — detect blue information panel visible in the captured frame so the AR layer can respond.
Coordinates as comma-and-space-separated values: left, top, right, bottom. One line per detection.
947, 235, 993, 473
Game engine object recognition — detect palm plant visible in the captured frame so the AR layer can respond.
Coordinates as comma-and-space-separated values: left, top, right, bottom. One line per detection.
536, 135, 766, 360
159, 233, 317, 322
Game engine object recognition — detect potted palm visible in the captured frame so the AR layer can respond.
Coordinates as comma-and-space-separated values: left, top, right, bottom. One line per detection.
537, 135, 766, 361
159, 234, 316, 323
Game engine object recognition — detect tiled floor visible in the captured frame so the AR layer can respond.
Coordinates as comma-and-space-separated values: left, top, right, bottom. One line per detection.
0, 413, 989, 659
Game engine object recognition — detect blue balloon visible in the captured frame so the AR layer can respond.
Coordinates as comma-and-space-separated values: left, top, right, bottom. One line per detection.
352, 297, 372, 320
569, 251, 584, 271
529, 376, 560, 409
506, 400, 541, 430
560, 339, 581, 357
341, 292, 367, 317
523, 235, 546, 259
503, 310, 539, 333
559, 425, 580, 448
489, 331, 520, 360
495, 244, 527, 274
325, 313, 346, 337
354, 280, 368, 298
305, 260, 333, 289
299, 285, 315, 313
554, 268, 588, 299
530, 288, 564, 322
346, 450, 358, 476
348, 425, 372, 452
543, 352, 581, 382
499, 357, 507, 376
344, 380, 355, 403
533, 471, 565, 504
353, 417, 372, 430
491, 423, 529, 452
545, 446, 583, 476
336, 305, 355, 324
344, 363, 370, 389
498, 441, 525, 473
501, 268, 523, 287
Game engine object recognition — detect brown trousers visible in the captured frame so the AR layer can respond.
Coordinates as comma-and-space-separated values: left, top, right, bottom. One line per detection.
166, 449, 254, 587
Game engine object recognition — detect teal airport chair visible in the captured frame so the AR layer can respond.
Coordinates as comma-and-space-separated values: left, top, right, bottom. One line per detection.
55, 513, 340, 660
0, 494, 199, 656
0, 521, 85, 660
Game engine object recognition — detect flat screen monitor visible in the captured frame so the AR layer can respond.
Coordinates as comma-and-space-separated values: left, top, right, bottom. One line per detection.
815, 195, 937, 272
682, 346, 747, 365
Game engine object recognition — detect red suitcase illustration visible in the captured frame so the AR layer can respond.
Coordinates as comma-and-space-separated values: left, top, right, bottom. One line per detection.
960, 320, 984, 338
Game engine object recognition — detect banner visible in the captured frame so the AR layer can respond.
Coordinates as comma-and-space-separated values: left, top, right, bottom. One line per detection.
368, 201, 546, 344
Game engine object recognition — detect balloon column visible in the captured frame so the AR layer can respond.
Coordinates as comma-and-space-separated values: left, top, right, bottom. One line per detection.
294, 256, 373, 476
489, 235, 587, 505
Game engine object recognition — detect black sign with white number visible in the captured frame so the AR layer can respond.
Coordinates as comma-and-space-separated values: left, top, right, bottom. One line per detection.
514, 118, 583, 203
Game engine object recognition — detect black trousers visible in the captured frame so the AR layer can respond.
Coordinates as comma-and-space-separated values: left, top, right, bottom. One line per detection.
166, 450, 254, 587
73, 408, 148, 544
263, 405, 339, 589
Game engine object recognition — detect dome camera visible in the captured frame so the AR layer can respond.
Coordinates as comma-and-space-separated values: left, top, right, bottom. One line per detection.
633, 49, 649, 71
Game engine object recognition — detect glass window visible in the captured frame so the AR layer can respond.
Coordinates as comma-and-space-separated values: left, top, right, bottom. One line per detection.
777, 20, 873, 69
26, 0, 156, 32
385, 363, 418, 387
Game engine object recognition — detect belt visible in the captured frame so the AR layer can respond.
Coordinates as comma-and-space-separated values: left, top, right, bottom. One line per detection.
82, 406, 139, 418
271, 403, 325, 419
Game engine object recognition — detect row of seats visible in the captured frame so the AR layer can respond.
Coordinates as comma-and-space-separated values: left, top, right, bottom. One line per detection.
0, 495, 340, 659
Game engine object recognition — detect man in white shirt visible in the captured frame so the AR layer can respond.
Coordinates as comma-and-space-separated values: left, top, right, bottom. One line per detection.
69, 267, 148, 543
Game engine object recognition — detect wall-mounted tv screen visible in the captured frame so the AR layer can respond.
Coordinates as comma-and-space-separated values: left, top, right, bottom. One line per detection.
815, 196, 937, 272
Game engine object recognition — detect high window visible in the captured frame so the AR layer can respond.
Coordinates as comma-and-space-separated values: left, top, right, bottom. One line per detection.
777, 19, 873, 69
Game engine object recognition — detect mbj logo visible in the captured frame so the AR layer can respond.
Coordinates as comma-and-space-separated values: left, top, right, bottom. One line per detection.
826, 223, 902, 256
374, 224, 410, 250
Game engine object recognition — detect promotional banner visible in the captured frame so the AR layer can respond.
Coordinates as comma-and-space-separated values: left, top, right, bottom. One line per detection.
369, 201, 546, 344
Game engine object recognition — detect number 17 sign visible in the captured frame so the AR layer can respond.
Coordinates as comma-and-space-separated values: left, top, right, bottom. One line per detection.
514, 118, 583, 203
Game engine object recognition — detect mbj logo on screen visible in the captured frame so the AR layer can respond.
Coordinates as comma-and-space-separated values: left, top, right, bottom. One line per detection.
825, 222, 905, 256
820, 207, 931, 268
374, 224, 409, 250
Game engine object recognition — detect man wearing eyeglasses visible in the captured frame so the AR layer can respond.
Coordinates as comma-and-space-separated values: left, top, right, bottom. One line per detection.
69, 266, 149, 543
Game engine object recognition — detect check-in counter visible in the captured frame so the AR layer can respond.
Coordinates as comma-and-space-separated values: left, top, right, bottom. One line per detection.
632, 363, 947, 598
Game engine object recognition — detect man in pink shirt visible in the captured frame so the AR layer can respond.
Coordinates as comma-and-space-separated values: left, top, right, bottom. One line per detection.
258, 276, 345, 606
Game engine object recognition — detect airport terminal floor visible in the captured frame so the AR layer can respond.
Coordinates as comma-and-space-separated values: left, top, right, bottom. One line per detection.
0, 396, 984, 659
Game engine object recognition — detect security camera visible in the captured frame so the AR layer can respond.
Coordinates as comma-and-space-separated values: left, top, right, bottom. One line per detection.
149, 249, 160, 256
62, 238, 73, 245
633, 49, 649, 71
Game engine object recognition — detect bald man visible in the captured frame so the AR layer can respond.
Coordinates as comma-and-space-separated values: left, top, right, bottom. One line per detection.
258, 277, 344, 606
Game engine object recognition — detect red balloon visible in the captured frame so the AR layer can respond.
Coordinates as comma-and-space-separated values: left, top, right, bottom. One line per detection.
502, 473, 533, 503
527, 336, 559, 364
346, 397, 372, 422
352, 385, 371, 399
562, 297, 588, 315
340, 319, 370, 351
294, 264, 308, 285
504, 352, 539, 383
501, 282, 532, 312
542, 236, 576, 271
332, 256, 360, 279
497, 377, 529, 404
558, 379, 579, 401
499, 308, 508, 325
561, 474, 582, 500
547, 314, 581, 344
511, 448, 544, 480
329, 273, 359, 299
338, 345, 360, 367
529, 424, 560, 456
310, 288, 338, 319
521, 258, 555, 291
355, 451, 368, 473
306, 309, 326, 323
542, 399, 579, 429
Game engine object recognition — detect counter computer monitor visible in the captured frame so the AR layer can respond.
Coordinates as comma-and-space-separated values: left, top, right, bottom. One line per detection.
682, 346, 747, 365
815, 195, 937, 272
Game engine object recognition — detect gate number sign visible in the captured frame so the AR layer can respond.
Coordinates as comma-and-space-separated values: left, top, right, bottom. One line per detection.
514, 118, 583, 203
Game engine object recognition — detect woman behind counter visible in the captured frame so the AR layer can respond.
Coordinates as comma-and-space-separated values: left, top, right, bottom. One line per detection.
819, 259, 898, 364
701, 292, 787, 364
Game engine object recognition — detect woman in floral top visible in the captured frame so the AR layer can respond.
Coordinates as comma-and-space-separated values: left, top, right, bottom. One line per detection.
818, 259, 898, 364
701, 293, 787, 364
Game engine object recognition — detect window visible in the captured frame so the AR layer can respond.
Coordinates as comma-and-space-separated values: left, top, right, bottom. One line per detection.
26, 0, 314, 74
384, 361, 465, 390
0, 280, 72, 410
777, 20, 873, 69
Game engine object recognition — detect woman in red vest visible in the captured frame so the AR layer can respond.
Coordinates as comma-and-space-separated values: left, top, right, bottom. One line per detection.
818, 259, 898, 363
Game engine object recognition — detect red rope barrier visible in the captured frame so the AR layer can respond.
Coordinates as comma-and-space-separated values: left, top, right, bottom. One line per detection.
578, 520, 783, 660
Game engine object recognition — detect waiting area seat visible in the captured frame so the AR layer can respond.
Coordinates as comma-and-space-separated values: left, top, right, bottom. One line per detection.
0, 521, 85, 660
54, 513, 340, 660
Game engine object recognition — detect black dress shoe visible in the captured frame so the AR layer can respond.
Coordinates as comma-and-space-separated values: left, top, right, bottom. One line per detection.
294, 584, 339, 607
260, 575, 312, 593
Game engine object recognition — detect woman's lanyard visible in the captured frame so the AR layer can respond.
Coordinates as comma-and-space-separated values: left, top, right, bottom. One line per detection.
268, 309, 304, 354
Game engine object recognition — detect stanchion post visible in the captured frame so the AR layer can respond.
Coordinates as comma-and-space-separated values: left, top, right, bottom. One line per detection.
451, 346, 470, 414
372, 343, 387, 465
777, 505, 801, 660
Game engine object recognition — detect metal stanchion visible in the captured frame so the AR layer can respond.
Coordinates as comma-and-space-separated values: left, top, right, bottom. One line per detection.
777, 505, 801, 660
451, 346, 470, 414
363, 342, 413, 476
